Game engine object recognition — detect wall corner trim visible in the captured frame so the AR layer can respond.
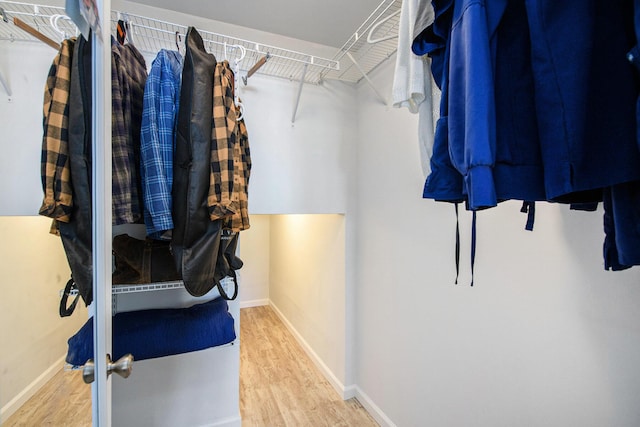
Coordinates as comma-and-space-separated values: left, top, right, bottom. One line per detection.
1, 354, 67, 422
354, 386, 398, 427
239, 299, 270, 309
269, 301, 351, 399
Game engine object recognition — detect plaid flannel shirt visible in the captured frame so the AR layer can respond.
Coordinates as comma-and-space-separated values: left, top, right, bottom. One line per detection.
209, 61, 239, 220
40, 38, 75, 222
225, 116, 252, 232
111, 38, 148, 225
140, 49, 183, 239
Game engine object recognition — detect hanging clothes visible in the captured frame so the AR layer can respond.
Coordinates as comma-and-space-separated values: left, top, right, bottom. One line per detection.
46, 33, 149, 306
602, 0, 640, 271
58, 33, 94, 306
414, 0, 464, 203
209, 60, 239, 221
171, 26, 222, 297
140, 49, 183, 240
40, 38, 75, 222
209, 60, 252, 232
227, 115, 251, 232
392, 0, 434, 177
414, 0, 640, 274
524, 0, 640, 203
111, 37, 148, 225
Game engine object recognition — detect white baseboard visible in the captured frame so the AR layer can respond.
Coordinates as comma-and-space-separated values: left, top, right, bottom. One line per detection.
355, 386, 397, 427
0, 354, 66, 422
343, 384, 357, 400
204, 415, 242, 427
269, 301, 353, 400
239, 298, 269, 309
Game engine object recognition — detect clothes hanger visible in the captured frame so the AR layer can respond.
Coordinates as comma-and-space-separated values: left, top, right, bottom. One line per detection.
116, 13, 134, 45
50, 14, 73, 40
223, 43, 246, 119
175, 31, 183, 55
367, 8, 400, 44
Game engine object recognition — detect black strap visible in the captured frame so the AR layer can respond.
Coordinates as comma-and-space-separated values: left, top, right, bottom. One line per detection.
59, 278, 80, 317
454, 203, 460, 285
215, 271, 239, 301
470, 211, 477, 287
520, 201, 536, 231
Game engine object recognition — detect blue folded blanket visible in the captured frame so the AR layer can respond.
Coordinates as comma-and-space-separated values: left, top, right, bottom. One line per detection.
66, 297, 236, 366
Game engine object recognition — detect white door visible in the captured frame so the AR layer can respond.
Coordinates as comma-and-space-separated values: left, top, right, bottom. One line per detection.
91, 1, 114, 424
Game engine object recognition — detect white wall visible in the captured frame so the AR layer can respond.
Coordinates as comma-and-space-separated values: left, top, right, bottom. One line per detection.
0, 41, 60, 216
269, 214, 347, 391
0, 1, 357, 420
238, 215, 271, 306
0, 217, 88, 420
240, 74, 356, 215
0, 29, 90, 422
354, 58, 640, 427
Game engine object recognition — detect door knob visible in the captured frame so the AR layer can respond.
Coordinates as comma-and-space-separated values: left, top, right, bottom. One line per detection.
82, 354, 134, 384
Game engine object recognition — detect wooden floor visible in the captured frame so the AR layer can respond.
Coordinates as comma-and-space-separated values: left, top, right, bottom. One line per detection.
3, 305, 378, 427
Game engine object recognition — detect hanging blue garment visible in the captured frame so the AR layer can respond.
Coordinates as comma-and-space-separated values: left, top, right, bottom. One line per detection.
140, 49, 183, 239
525, 0, 640, 203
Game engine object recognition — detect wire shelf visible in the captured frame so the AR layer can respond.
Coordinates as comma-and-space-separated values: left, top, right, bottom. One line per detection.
61, 277, 236, 297
320, 0, 401, 84
0, 1, 339, 84
0, 1, 77, 45
114, 12, 339, 84
0, 0, 401, 86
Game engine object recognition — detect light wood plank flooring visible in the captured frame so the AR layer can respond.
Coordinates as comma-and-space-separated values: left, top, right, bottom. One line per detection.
3, 305, 378, 427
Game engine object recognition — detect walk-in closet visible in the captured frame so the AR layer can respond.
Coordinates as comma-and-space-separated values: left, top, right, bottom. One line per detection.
3, 0, 640, 426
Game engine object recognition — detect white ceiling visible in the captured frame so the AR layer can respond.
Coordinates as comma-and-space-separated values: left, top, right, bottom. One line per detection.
128, 0, 383, 48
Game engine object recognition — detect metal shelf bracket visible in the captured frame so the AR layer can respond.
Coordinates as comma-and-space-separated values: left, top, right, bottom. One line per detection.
291, 63, 308, 124
0, 69, 11, 97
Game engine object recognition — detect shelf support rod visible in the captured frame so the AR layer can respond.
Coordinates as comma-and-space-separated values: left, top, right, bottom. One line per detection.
291, 63, 308, 123
0, 70, 11, 97
346, 52, 388, 105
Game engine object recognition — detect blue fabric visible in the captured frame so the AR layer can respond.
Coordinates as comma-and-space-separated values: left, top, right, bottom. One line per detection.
65, 297, 236, 366
422, 0, 546, 208
602, 0, 640, 270
420, 0, 465, 202
491, 0, 545, 204
140, 49, 183, 239
525, 0, 640, 202
448, 0, 500, 210
603, 185, 636, 271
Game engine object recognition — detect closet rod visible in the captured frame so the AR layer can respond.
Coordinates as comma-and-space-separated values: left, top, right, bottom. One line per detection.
243, 53, 270, 85
13, 16, 59, 49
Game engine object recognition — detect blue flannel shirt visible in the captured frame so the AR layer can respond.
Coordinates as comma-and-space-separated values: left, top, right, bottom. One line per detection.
140, 49, 183, 239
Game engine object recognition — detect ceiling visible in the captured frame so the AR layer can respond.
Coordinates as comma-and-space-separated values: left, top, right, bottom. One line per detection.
128, 0, 384, 48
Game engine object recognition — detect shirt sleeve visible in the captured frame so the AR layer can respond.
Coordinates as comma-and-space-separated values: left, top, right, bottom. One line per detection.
448, 0, 497, 210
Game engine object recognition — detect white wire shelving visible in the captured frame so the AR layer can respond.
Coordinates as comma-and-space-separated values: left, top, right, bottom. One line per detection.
320, 0, 401, 85
0, 0, 340, 85
0, 0, 401, 87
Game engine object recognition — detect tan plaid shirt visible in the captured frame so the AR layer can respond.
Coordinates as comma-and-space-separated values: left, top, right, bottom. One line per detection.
209, 61, 239, 220
40, 38, 75, 222
208, 61, 252, 231
225, 116, 251, 232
